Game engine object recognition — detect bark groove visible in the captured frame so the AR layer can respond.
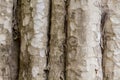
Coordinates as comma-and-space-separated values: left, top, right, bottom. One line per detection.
12, 0, 21, 80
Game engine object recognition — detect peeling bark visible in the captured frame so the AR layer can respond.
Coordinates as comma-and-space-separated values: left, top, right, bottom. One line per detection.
48, 0, 66, 80
66, 0, 103, 80
103, 0, 120, 80
19, 0, 49, 80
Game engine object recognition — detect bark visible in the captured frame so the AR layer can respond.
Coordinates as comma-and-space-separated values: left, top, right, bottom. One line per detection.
103, 0, 120, 80
48, 0, 66, 80
19, 0, 49, 80
0, 0, 16, 80
66, 0, 103, 80
0, 0, 120, 80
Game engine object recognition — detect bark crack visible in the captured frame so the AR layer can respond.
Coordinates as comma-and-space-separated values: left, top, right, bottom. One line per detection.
46, 0, 52, 80
12, 0, 21, 80
64, 0, 69, 80
100, 11, 108, 80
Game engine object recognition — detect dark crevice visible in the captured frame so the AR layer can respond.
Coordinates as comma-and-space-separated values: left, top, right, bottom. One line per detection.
45, 0, 52, 80
64, 0, 69, 80
12, 0, 21, 80
100, 11, 108, 80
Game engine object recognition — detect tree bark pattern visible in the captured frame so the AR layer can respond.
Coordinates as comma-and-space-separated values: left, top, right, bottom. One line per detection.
66, 0, 103, 80
19, 0, 49, 80
0, 0, 15, 80
103, 0, 120, 80
48, 0, 66, 80
0, 0, 120, 80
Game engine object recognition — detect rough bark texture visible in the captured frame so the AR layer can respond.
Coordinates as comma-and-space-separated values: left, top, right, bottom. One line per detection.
103, 0, 120, 80
66, 0, 103, 80
19, 0, 49, 80
48, 0, 66, 80
0, 0, 120, 80
0, 0, 16, 80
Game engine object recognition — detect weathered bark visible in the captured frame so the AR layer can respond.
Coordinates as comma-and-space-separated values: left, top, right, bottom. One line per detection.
66, 0, 103, 80
103, 0, 120, 80
1, 0, 120, 80
0, 0, 16, 80
48, 0, 66, 80
19, 0, 49, 80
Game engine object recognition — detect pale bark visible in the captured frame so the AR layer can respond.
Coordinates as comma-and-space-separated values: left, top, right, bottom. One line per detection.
48, 0, 66, 80
0, 0, 15, 80
19, 0, 49, 80
66, 0, 103, 80
1, 0, 120, 80
103, 0, 120, 80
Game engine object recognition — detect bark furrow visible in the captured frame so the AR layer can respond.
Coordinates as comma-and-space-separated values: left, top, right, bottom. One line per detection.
12, 0, 21, 79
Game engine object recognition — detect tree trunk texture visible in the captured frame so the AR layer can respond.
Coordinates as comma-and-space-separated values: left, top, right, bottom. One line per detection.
19, 0, 49, 80
102, 0, 120, 80
48, 0, 66, 80
0, 0, 18, 80
0, 0, 120, 80
66, 0, 103, 80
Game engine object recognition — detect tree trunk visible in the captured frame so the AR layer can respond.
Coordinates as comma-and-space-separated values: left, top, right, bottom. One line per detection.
66, 0, 103, 80
19, 0, 49, 80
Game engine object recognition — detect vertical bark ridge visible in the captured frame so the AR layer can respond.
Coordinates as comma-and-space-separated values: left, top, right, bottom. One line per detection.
102, 0, 120, 80
19, 1, 34, 79
19, 0, 49, 80
66, 0, 103, 80
0, 0, 14, 80
48, 0, 66, 80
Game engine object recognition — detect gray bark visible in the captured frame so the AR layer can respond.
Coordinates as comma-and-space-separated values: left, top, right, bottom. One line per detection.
0, 0, 120, 80
66, 0, 103, 80
103, 0, 120, 80
0, 0, 16, 80
48, 0, 66, 80
19, 0, 49, 80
